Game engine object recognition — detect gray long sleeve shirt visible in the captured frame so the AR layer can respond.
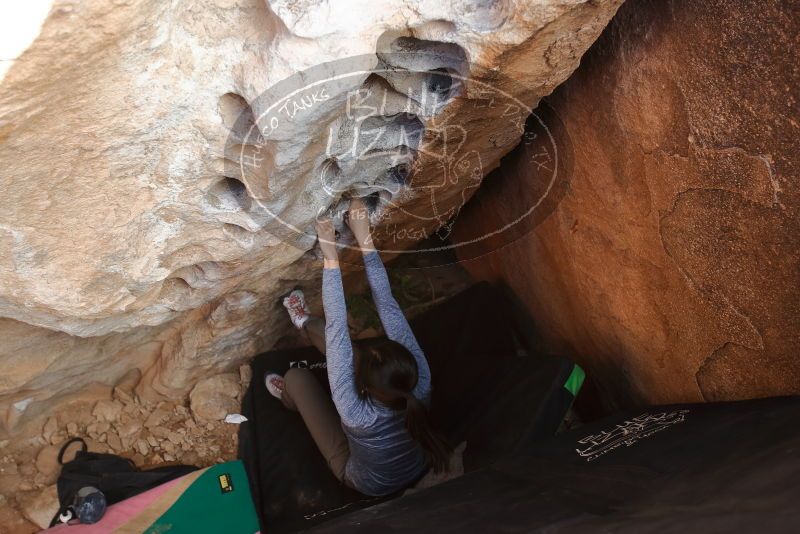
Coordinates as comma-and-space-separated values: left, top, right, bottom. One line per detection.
323, 251, 431, 496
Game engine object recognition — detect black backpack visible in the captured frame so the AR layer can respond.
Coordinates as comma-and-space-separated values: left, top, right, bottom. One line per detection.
50, 437, 198, 526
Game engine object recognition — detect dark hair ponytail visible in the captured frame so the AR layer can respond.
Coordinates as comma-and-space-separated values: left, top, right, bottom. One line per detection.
401, 390, 451, 473
356, 340, 452, 473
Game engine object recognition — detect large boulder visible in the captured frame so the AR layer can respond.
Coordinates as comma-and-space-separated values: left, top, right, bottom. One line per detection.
0, 0, 622, 436
454, 0, 800, 408
189, 373, 241, 421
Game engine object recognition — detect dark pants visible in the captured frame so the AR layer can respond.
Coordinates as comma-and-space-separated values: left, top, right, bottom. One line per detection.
280, 316, 350, 483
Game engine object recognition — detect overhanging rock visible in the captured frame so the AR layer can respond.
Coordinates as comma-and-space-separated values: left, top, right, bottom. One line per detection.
0, 0, 623, 435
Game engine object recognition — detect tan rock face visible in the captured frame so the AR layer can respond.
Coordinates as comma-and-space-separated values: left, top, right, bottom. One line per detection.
0, 1, 624, 437
455, 0, 800, 408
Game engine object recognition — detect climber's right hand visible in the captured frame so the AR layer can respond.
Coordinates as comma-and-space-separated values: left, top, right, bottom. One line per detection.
315, 217, 339, 268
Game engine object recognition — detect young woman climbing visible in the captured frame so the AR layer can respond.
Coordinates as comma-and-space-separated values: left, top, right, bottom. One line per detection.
264, 198, 451, 497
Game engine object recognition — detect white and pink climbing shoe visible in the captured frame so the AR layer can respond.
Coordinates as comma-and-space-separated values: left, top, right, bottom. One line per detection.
282, 289, 310, 329
264, 373, 285, 400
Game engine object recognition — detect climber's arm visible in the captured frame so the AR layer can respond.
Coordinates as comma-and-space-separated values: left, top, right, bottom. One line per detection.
361, 250, 430, 398
317, 218, 370, 426
346, 201, 431, 399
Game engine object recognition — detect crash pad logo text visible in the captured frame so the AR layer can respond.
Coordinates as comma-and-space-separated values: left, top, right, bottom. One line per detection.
575, 410, 690, 462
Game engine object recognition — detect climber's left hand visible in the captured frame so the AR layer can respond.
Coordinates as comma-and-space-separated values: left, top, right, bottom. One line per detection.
347, 198, 374, 253
315, 217, 339, 268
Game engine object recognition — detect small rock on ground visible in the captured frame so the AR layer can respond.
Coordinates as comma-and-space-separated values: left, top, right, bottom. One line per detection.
18, 484, 58, 530
34, 446, 60, 485
189, 374, 241, 421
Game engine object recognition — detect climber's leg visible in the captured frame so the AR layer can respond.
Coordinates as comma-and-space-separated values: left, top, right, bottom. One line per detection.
282, 291, 330, 357
281, 367, 349, 481
264, 373, 286, 400
303, 316, 327, 355
282, 289, 310, 329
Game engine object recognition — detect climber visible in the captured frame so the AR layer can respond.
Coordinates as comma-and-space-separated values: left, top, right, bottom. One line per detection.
263, 198, 451, 497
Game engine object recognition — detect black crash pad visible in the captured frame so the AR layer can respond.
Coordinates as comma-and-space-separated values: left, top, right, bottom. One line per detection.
238, 282, 582, 532
309, 395, 800, 533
